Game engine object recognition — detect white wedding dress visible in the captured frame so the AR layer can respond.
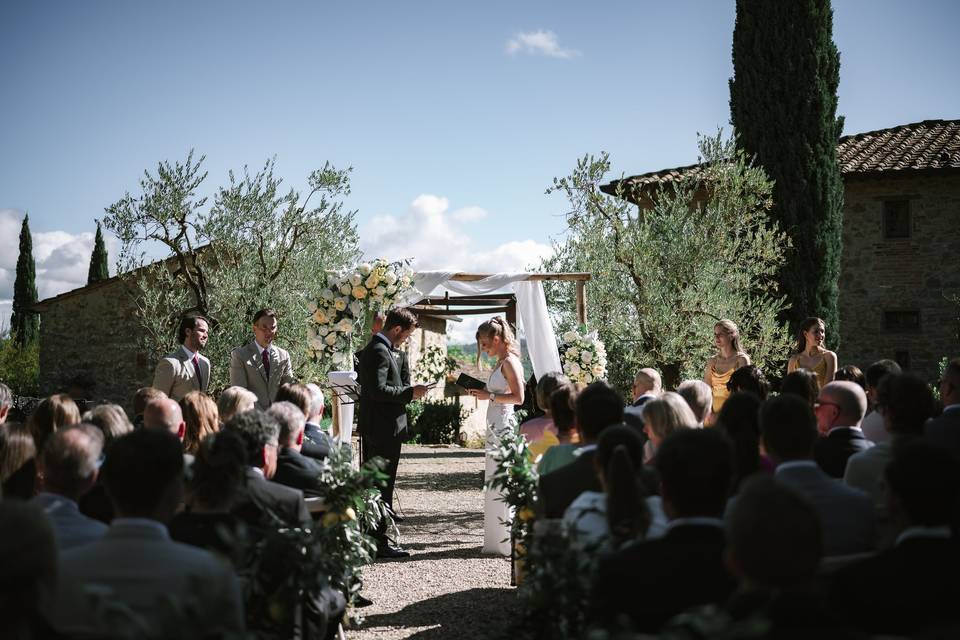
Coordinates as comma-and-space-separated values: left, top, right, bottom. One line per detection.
482, 360, 516, 556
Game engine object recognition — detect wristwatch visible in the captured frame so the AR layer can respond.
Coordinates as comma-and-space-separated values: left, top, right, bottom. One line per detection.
489, 392, 497, 403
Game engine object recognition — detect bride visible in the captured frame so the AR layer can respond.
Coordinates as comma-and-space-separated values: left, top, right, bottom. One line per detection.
468, 316, 525, 556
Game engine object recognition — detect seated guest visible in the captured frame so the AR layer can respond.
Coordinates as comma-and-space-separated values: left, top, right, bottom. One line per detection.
31, 427, 107, 550
1, 421, 37, 499
727, 365, 771, 400
0, 501, 60, 639
830, 441, 960, 635
641, 391, 697, 462
180, 391, 220, 455
269, 401, 323, 495
564, 425, 664, 556
926, 357, 960, 460
143, 396, 187, 443
861, 359, 901, 444
537, 383, 580, 475
132, 386, 166, 430
846, 373, 936, 510
834, 364, 866, 389
27, 393, 80, 455
218, 385, 258, 425
676, 379, 713, 427
623, 367, 661, 430
81, 403, 133, 449
761, 394, 876, 555
225, 409, 311, 531
714, 391, 763, 492
779, 369, 820, 408
169, 429, 249, 563
588, 428, 737, 633
49, 430, 244, 637
520, 372, 569, 460
302, 383, 334, 461
813, 381, 871, 478
539, 382, 623, 518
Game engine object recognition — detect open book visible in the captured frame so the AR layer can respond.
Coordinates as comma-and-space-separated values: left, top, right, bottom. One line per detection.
455, 373, 487, 391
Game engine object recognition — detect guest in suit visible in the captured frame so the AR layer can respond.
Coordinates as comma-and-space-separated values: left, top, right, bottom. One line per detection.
269, 401, 323, 495
926, 357, 960, 460
143, 396, 187, 443
813, 381, 872, 478
276, 382, 333, 461
861, 359, 901, 444
230, 308, 297, 410
358, 308, 427, 558
761, 393, 876, 555
623, 367, 661, 431
588, 428, 737, 633
31, 427, 107, 550
0, 381, 12, 423
539, 381, 625, 518
0, 501, 61, 640
152, 313, 211, 401
132, 386, 166, 430
830, 441, 960, 635
49, 429, 245, 638
224, 409, 311, 532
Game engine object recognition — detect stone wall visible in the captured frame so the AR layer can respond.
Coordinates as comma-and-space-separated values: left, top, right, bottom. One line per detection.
838, 172, 960, 381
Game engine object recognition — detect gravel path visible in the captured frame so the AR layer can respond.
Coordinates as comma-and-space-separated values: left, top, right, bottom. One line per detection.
350, 444, 517, 639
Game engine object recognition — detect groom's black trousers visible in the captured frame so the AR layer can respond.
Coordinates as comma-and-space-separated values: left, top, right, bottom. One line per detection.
361, 429, 403, 539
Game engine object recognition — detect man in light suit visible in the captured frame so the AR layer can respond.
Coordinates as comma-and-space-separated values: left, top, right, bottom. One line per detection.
762, 393, 877, 555
49, 429, 244, 638
230, 308, 297, 409
152, 313, 211, 401
926, 358, 960, 460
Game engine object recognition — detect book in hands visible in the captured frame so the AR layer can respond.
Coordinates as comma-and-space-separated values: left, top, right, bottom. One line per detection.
455, 373, 487, 391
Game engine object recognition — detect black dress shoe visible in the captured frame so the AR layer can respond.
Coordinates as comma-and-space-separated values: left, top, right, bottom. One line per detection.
391, 513, 405, 523
376, 544, 411, 559
354, 594, 373, 608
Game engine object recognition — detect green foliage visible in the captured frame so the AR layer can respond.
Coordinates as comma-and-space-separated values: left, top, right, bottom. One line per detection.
409, 398, 471, 444
414, 344, 458, 383
0, 335, 40, 396
730, 0, 845, 345
102, 151, 359, 389
487, 427, 538, 546
543, 135, 794, 391
87, 221, 110, 285
11, 214, 39, 346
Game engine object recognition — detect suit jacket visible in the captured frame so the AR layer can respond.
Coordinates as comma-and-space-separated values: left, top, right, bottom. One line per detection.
829, 534, 960, 634
539, 449, 601, 519
925, 406, 960, 461
775, 462, 876, 555
273, 447, 323, 496
31, 493, 107, 551
301, 421, 333, 460
229, 341, 296, 410
357, 336, 413, 440
589, 523, 736, 633
815, 426, 873, 478
152, 344, 210, 401
50, 519, 244, 638
231, 467, 311, 533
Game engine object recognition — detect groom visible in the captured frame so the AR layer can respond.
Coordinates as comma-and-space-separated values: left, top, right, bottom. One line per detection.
357, 307, 427, 558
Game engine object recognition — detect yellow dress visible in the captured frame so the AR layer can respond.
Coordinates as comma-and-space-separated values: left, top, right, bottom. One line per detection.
708, 363, 735, 415
811, 357, 829, 390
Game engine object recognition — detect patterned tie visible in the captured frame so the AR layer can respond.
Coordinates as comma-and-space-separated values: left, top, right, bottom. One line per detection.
192, 354, 203, 390
262, 347, 271, 379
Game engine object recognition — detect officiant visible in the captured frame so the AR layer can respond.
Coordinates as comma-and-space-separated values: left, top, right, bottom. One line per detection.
357, 308, 428, 559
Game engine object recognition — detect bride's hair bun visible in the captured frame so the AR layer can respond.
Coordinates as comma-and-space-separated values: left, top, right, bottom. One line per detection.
475, 316, 520, 367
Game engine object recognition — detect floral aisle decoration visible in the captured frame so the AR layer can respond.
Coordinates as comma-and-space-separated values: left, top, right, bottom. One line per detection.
488, 425, 539, 579
560, 328, 608, 384
306, 258, 414, 367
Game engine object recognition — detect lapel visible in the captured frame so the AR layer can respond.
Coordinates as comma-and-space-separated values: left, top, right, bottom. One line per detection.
250, 342, 269, 385
374, 336, 400, 381
200, 355, 210, 391
177, 345, 202, 390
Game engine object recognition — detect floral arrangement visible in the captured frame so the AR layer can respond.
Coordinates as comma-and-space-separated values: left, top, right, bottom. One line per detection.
560, 328, 608, 384
307, 259, 414, 367
487, 425, 539, 580
414, 343, 457, 384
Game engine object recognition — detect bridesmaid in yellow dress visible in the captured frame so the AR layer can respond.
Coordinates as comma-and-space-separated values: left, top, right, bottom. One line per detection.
703, 320, 751, 417
786, 317, 837, 389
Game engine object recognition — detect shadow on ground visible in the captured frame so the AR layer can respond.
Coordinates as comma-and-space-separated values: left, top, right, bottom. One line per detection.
400, 449, 486, 459
360, 588, 517, 640
399, 470, 484, 492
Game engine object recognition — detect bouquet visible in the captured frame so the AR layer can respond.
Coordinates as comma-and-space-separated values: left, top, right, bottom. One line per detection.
560, 329, 607, 384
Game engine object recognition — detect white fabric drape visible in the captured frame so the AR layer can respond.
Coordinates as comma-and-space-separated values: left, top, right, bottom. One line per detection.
400, 271, 563, 379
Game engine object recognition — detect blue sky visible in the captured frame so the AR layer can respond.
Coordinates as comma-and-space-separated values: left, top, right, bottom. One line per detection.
1, 0, 958, 337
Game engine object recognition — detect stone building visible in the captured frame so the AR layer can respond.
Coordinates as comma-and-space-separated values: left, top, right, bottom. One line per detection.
602, 119, 960, 381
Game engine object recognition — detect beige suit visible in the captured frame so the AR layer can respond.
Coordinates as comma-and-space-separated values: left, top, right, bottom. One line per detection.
152, 345, 211, 401
229, 341, 296, 409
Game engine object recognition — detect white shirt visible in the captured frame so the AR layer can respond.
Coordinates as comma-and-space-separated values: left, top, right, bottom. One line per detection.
665, 516, 724, 532
826, 425, 866, 437
181, 345, 197, 360
896, 525, 952, 546
775, 459, 819, 473
255, 340, 271, 359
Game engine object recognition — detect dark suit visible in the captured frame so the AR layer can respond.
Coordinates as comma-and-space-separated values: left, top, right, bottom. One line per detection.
829, 534, 960, 635
302, 422, 333, 461
357, 336, 413, 516
589, 523, 736, 633
925, 406, 960, 460
539, 449, 601, 519
274, 447, 324, 496
231, 468, 311, 534
815, 427, 873, 478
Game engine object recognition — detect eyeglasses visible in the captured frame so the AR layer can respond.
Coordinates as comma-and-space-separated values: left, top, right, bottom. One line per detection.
814, 400, 841, 411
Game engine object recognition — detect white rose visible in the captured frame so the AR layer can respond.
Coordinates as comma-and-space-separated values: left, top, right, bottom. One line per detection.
324, 333, 337, 346
383, 271, 398, 285
337, 318, 354, 332
375, 285, 386, 297
385, 284, 397, 295
583, 372, 594, 383
359, 263, 372, 276
339, 282, 351, 295
567, 347, 580, 359
349, 300, 364, 317
400, 275, 411, 288
320, 288, 335, 301
568, 362, 581, 376
349, 273, 363, 287
352, 286, 367, 299
581, 351, 593, 364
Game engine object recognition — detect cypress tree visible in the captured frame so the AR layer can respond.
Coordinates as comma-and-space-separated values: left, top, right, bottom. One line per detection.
87, 221, 110, 285
11, 214, 39, 345
729, 0, 845, 346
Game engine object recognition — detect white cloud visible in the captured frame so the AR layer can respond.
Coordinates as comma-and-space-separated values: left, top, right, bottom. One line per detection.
505, 30, 581, 59
451, 206, 488, 222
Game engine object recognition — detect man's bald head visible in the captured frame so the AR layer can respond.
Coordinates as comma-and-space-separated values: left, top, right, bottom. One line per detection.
143, 397, 186, 441
819, 381, 868, 427
633, 368, 662, 400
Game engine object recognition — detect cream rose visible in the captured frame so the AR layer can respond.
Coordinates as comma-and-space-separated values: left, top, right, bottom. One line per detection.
352, 286, 367, 299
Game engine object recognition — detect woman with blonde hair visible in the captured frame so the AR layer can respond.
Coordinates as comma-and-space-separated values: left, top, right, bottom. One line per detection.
703, 320, 751, 417
81, 404, 133, 450
27, 394, 81, 454
787, 317, 837, 389
467, 316, 525, 556
217, 386, 257, 425
641, 392, 698, 461
181, 392, 220, 455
